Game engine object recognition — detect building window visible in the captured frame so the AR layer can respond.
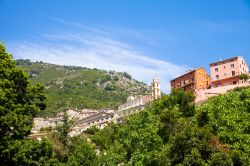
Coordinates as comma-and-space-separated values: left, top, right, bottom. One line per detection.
232, 71, 235, 76
223, 66, 226, 69
233, 81, 237, 84
231, 64, 234, 68
215, 68, 218, 72
216, 75, 219, 80
181, 80, 184, 86
224, 73, 226, 76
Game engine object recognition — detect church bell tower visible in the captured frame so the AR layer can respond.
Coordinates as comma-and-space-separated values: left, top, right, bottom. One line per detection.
151, 78, 161, 100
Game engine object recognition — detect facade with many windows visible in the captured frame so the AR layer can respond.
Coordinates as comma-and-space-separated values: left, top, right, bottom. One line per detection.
77, 110, 115, 131
210, 56, 249, 87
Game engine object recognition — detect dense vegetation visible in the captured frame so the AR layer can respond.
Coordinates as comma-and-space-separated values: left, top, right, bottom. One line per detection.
1, 44, 250, 165
16, 59, 150, 117
89, 87, 250, 165
0, 43, 53, 165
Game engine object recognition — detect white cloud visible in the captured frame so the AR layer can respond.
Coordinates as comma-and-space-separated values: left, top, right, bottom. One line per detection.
9, 21, 188, 93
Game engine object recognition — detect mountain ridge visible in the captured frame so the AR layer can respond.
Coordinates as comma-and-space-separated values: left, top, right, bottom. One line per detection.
16, 59, 151, 117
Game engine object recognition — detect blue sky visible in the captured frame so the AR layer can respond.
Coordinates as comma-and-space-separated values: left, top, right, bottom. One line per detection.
1, 0, 250, 92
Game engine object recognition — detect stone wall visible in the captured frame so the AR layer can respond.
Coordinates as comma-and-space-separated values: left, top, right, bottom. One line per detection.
118, 95, 153, 111
195, 81, 250, 103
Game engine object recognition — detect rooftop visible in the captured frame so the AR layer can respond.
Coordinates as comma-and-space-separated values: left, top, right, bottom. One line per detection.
209, 56, 243, 66
170, 67, 206, 82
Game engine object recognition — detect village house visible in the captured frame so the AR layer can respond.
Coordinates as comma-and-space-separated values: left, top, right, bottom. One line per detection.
170, 67, 211, 91
170, 56, 249, 103
210, 56, 249, 87
31, 109, 98, 133
32, 117, 63, 134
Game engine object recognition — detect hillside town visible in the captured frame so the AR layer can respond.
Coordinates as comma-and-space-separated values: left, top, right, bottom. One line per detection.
31, 56, 250, 138
3, 1, 250, 164
31, 78, 161, 137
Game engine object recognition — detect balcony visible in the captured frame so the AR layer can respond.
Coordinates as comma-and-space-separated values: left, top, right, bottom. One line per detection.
181, 80, 194, 87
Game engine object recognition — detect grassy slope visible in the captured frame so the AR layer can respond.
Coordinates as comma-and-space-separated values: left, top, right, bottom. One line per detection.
17, 60, 150, 117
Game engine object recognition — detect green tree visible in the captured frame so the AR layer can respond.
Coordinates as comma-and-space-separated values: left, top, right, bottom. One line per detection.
0, 43, 55, 164
168, 121, 213, 165
122, 72, 132, 79
92, 88, 250, 165
5, 139, 58, 165
16, 59, 32, 66
209, 152, 233, 166
104, 83, 114, 91
55, 112, 76, 146
196, 88, 250, 156
49, 111, 76, 162
239, 73, 249, 83
67, 137, 98, 166
85, 126, 100, 135
170, 89, 195, 117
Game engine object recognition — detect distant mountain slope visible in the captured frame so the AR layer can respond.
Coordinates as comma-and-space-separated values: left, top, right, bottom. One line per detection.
16, 59, 151, 117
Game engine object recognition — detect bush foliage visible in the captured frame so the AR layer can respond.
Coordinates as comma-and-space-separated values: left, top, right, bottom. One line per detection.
89, 88, 250, 165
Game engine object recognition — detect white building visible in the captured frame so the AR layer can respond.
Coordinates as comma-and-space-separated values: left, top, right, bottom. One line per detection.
32, 109, 99, 133
32, 117, 63, 133
76, 110, 115, 132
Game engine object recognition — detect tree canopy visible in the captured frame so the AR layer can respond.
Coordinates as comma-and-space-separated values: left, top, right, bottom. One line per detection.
0, 44, 54, 165
89, 88, 250, 165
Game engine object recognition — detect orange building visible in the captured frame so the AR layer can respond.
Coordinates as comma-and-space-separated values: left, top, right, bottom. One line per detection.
210, 56, 249, 87
170, 68, 210, 91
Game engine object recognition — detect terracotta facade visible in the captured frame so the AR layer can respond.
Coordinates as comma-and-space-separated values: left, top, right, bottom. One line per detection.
170, 68, 210, 91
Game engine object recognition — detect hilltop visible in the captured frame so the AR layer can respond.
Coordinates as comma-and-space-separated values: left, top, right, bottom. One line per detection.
16, 59, 151, 117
